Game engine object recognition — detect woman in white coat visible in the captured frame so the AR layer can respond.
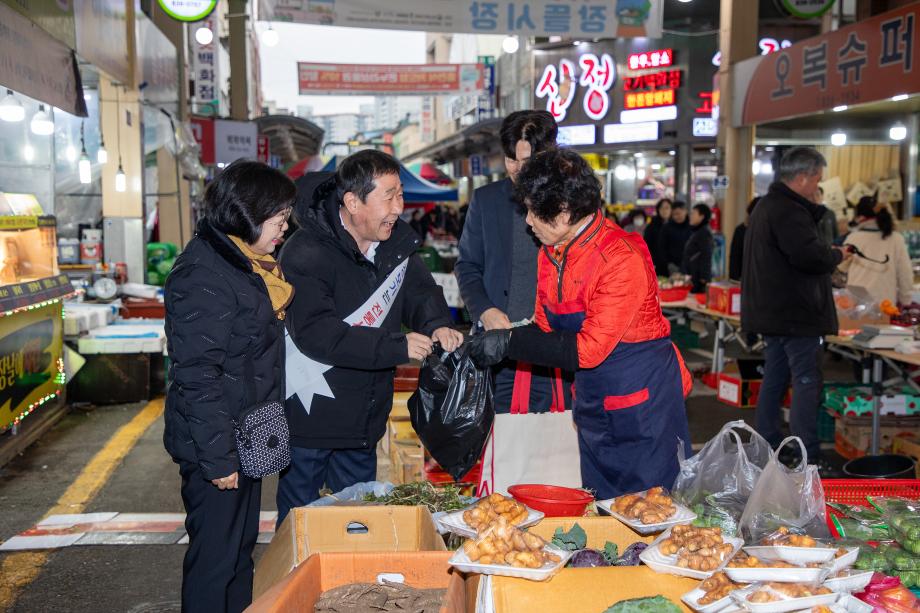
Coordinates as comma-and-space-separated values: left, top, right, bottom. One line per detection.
840, 197, 913, 306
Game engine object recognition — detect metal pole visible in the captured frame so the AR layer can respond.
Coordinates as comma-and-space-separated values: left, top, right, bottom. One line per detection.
871, 356, 883, 456
903, 114, 919, 220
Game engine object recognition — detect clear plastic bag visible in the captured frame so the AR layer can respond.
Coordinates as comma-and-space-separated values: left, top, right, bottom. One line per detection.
883, 499, 920, 555
738, 437, 830, 544
408, 345, 494, 481
671, 420, 772, 536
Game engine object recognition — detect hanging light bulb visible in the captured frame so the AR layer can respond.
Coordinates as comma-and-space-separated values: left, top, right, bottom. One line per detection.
831, 131, 847, 146
502, 35, 519, 54
30, 104, 54, 135
115, 160, 127, 192
78, 150, 91, 184
889, 122, 908, 141
195, 26, 214, 45
78, 121, 91, 184
97, 135, 108, 164
261, 24, 279, 47
0, 89, 25, 123
23, 144, 35, 162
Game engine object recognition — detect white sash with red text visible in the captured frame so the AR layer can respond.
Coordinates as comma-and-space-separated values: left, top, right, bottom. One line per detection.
285, 258, 409, 412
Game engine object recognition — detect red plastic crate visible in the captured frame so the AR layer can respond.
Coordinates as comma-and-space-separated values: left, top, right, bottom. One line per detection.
822, 478, 920, 537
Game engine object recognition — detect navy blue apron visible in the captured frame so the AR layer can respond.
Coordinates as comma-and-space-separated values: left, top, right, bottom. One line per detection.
542, 238, 692, 500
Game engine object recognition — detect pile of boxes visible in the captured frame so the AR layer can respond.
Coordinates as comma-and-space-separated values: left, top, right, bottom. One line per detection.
706, 281, 741, 316
386, 391, 426, 485
823, 383, 920, 459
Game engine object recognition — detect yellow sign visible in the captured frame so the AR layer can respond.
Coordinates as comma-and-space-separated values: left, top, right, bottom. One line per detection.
0, 301, 63, 431
0, 216, 39, 230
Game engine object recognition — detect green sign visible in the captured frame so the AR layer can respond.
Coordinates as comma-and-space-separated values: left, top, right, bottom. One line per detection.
156, 0, 216, 22
781, 0, 836, 19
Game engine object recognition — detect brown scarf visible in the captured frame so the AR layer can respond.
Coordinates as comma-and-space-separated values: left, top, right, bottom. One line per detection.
229, 236, 294, 319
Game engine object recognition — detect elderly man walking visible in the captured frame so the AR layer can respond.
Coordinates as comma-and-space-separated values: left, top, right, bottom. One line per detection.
741, 146, 851, 470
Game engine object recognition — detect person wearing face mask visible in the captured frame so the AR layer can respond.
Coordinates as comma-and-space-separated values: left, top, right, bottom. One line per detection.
464, 149, 693, 499
164, 160, 294, 612
682, 203, 714, 294
622, 208, 648, 234
276, 150, 461, 524
455, 110, 580, 496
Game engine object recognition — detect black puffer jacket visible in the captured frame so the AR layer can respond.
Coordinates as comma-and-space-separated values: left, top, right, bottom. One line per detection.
164, 219, 285, 480
682, 224, 714, 293
741, 182, 843, 337
280, 173, 452, 450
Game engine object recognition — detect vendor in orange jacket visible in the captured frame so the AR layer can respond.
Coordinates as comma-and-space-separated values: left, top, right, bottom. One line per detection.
468, 149, 693, 499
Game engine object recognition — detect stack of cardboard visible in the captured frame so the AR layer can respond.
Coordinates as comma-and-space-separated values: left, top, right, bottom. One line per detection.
387, 391, 425, 485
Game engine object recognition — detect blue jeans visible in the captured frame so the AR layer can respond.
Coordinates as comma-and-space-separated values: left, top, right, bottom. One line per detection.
755, 335, 824, 460
275, 446, 377, 528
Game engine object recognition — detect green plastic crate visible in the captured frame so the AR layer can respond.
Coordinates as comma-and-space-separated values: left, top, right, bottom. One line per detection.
818, 408, 836, 443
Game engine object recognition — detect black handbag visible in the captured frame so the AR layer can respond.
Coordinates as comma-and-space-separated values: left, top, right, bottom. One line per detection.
233, 339, 291, 479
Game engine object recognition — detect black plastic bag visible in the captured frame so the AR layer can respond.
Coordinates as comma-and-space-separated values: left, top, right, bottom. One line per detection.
408, 345, 494, 481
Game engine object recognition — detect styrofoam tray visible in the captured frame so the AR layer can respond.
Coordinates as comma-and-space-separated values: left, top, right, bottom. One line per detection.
723, 565, 829, 584
640, 528, 744, 580
828, 547, 860, 575
597, 497, 696, 534
729, 587, 838, 613
681, 587, 742, 613
823, 570, 873, 594
439, 505, 544, 538
743, 545, 838, 565
833, 593, 873, 613
447, 544, 571, 581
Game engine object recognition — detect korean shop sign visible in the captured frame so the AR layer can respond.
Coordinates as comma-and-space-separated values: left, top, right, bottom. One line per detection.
535, 53, 616, 121
297, 63, 485, 95
623, 69, 681, 110
735, 3, 918, 126
261, 0, 664, 38
156, 0, 217, 22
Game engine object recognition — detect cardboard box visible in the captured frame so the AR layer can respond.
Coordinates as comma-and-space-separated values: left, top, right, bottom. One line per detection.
834, 414, 920, 459
253, 505, 446, 599
391, 391, 412, 421
717, 359, 765, 408
247, 552, 467, 613
487, 566, 697, 612
527, 516, 655, 550
392, 443, 425, 485
892, 437, 920, 478
707, 282, 741, 315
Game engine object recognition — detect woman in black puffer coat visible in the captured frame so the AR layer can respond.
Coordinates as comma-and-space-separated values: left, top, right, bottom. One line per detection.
682, 203, 714, 294
164, 160, 295, 613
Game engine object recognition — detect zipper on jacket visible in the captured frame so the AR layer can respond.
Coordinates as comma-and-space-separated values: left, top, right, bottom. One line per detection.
548, 213, 602, 302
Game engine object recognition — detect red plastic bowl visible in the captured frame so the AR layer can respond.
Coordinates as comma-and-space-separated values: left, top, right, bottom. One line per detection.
659, 286, 690, 303
694, 293, 707, 305
507, 484, 595, 517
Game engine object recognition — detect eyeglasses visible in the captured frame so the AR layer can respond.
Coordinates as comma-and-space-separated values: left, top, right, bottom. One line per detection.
264, 208, 292, 229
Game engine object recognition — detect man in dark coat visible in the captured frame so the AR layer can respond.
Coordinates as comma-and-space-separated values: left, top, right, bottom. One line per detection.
741, 146, 851, 465
682, 203, 714, 294
277, 150, 460, 524
659, 201, 693, 274
454, 110, 578, 495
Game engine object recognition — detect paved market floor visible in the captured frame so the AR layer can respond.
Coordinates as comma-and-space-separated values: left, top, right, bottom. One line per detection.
0, 354, 851, 612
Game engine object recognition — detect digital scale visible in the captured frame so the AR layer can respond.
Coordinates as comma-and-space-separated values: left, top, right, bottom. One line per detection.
851, 325, 915, 349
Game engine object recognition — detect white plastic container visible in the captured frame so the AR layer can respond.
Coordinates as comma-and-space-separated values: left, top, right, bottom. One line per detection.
827, 547, 860, 575
729, 586, 838, 612
639, 527, 744, 580
723, 565, 829, 584
597, 498, 697, 535
438, 505, 544, 538
447, 544, 572, 581
823, 570, 873, 594
681, 587, 741, 613
743, 545, 838, 565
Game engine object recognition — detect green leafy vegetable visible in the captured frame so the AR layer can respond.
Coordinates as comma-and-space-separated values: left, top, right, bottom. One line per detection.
551, 523, 587, 551
603, 542, 619, 565
603, 595, 683, 613
362, 482, 467, 513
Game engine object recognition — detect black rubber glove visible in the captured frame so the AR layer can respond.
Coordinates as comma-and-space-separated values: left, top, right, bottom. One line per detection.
466, 329, 511, 367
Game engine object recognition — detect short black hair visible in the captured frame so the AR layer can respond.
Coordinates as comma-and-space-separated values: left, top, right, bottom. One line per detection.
655, 198, 673, 214
205, 159, 296, 244
514, 148, 601, 224
671, 200, 687, 210
500, 110, 558, 159
692, 203, 712, 226
335, 149, 401, 204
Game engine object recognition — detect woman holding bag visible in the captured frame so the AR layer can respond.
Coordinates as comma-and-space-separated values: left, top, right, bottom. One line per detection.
164, 160, 294, 613
467, 149, 693, 499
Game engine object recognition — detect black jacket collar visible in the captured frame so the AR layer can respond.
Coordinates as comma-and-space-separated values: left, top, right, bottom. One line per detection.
296, 172, 421, 270
769, 181, 822, 220
196, 218, 253, 275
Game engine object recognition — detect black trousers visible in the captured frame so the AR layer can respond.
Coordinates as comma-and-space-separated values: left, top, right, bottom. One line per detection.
179, 461, 261, 613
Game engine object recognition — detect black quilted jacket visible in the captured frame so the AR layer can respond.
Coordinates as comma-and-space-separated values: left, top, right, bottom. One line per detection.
163, 219, 285, 480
